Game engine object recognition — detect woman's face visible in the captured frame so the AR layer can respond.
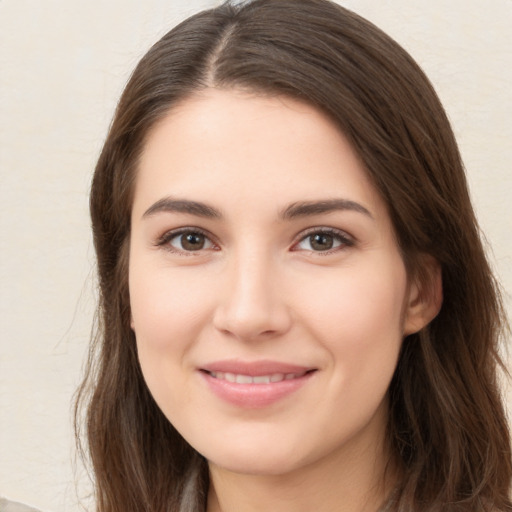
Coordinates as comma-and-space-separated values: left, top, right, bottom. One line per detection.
129, 89, 427, 477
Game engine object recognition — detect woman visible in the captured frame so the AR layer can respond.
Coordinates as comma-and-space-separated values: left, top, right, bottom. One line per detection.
76, 0, 512, 510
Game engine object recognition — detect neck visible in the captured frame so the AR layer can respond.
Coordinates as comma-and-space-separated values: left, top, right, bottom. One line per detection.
206, 424, 398, 512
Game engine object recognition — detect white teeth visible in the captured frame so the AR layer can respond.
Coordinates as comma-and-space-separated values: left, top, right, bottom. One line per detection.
253, 375, 271, 384
236, 374, 253, 384
209, 371, 306, 383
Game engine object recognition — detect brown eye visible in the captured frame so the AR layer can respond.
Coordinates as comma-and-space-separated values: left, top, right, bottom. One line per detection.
180, 232, 206, 251
309, 233, 334, 251
294, 229, 352, 253
165, 230, 215, 252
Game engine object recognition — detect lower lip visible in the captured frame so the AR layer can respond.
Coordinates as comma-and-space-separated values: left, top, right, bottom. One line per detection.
200, 371, 314, 408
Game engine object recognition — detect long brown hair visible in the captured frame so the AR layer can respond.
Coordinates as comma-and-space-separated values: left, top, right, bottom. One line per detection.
76, 1, 512, 510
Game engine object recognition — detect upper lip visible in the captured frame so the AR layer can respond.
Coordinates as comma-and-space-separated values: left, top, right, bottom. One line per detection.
200, 359, 315, 376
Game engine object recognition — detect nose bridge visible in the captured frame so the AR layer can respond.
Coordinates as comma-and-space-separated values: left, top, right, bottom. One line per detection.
213, 243, 290, 340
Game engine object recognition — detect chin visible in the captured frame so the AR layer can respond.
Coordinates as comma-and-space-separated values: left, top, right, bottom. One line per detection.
200, 435, 320, 478
208, 453, 303, 477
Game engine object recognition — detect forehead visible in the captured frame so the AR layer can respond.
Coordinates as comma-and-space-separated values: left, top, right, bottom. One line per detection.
133, 88, 385, 220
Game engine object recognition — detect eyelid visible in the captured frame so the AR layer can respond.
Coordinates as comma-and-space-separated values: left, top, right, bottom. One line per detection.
291, 226, 355, 254
155, 226, 219, 255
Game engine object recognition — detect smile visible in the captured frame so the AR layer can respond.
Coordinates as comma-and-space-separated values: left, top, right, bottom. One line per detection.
199, 362, 316, 408
207, 371, 309, 384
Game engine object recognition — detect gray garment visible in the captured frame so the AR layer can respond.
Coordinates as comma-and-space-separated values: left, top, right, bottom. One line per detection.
0, 498, 42, 512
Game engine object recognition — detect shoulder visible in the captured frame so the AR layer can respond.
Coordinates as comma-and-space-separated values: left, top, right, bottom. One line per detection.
0, 498, 44, 512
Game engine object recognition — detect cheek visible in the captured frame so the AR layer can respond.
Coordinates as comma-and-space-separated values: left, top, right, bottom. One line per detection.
296, 261, 408, 369
305, 267, 406, 327
130, 283, 205, 451
305, 265, 407, 431
130, 264, 214, 351
129, 262, 216, 409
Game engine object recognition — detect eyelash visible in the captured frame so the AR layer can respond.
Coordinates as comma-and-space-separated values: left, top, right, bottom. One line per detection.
155, 227, 218, 256
291, 227, 354, 255
155, 227, 354, 256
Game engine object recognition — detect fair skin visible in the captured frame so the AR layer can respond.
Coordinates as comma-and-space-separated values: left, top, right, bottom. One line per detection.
129, 89, 440, 512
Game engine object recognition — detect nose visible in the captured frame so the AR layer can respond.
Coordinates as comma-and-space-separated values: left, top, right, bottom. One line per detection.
212, 250, 292, 341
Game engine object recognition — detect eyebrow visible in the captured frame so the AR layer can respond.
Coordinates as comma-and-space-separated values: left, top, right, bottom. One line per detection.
142, 197, 373, 220
143, 198, 222, 219
280, 199, 373, 220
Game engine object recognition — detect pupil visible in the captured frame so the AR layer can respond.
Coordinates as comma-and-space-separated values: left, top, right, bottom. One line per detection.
311, 233, 333, 251
181, 233, 205, 251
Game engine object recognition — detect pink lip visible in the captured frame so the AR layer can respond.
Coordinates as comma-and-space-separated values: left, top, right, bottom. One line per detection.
199, 359, 316, 409
201, 359, 312, 376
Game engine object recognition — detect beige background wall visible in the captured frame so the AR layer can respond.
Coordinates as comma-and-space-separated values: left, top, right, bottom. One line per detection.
1, 1, 510, 510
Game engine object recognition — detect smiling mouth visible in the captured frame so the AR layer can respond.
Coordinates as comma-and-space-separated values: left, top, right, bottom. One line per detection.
199, 366, 316, 408
205, 370, 312, 384
198, 359, 317, 407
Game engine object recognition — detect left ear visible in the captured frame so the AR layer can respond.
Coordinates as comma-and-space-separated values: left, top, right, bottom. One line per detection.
403, 255, 443, 336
